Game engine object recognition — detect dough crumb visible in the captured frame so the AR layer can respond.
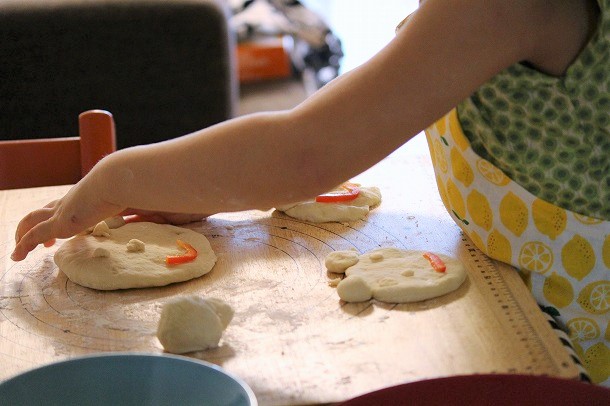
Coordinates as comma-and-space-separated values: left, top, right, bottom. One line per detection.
378, 277, 398, 287
328, 277, 342, 287
369, 252, 384, 261
157, 295, 234, 354
92, 247, 110, 258
91, 221, 111, 237
126, 239, 145, 252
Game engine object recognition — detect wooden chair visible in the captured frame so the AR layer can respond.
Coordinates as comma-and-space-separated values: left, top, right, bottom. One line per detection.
0, 110, 116, 190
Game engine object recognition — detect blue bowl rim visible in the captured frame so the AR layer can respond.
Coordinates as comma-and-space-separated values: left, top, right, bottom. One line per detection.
0, 351, 257, 405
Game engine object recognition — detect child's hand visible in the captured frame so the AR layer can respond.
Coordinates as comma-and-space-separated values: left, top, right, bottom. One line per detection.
11, 197, 209, 262
11, 179, 124, 261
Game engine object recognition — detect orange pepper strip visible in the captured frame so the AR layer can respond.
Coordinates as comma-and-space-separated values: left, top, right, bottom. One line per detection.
166, 240, 198, 265
315, 182, 361, 203
423, 252, 446, 273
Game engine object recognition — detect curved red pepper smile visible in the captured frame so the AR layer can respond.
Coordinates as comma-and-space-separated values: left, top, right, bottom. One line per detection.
423, 252, 446, 273
315, 182, 361, 203
166, 240, 198, 265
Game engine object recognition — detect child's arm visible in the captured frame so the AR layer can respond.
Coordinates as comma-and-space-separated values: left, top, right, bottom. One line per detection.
12, 0, 594, 260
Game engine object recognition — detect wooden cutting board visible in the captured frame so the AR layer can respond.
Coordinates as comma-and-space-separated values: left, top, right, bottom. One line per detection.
0, 135, 579, 405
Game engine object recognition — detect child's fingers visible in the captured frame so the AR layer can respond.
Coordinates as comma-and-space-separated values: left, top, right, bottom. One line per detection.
11, 220, 54, 261
14, 207, 55, 244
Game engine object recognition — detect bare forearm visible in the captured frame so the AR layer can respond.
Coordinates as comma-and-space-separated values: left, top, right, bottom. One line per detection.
93, 0, 543, 219
97, 110, 359, 215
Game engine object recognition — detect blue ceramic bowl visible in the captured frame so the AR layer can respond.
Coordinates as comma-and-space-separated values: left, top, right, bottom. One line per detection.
0, 353, 256, 406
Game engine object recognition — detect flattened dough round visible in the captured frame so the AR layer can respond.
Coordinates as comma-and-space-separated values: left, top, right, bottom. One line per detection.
327, 248, 466, 303
276, 185, 381, 223
54, 222, 216, 290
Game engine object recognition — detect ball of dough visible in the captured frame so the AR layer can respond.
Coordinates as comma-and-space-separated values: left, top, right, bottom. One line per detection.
157, 295, 234, 354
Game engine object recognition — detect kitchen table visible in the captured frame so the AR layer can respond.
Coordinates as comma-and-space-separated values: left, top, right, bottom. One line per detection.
0, 133, 580, 405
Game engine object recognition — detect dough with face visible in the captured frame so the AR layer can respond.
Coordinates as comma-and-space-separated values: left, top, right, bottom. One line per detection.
276, 185, 381, 223
54, 220, 216, 290
157, 295, 233, 354
326, 248, 467, 303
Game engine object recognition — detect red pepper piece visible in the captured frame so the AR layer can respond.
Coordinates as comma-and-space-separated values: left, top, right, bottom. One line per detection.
166, 240, 198, 265
423, 252, 446, 272
315, 182, 361, 203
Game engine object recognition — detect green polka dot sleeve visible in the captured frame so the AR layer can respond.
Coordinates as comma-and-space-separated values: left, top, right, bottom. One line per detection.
458, 0, 610, 220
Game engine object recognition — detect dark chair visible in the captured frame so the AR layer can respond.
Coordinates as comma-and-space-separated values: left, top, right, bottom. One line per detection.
0, 0, 237, 149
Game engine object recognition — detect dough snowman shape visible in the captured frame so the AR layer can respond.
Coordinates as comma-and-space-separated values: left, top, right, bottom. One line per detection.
276, 182, 381, 223
54, 219, 216, 290
157, 295, 234, 354
326, 248, 467, 303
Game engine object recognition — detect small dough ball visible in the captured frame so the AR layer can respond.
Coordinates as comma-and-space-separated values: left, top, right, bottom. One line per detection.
92, 247, 110, 258
81, 216, 126, 235
157, 295, 234, 354
91, 221, 111, 237
126, 239, 145, 252
325, 250, 360, 273
328, 277, 342, 287
336, 276, 372, 302
369, 252, 384, 261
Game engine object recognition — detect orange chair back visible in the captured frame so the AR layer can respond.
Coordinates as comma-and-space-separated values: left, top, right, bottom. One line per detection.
0, 110, 116, 190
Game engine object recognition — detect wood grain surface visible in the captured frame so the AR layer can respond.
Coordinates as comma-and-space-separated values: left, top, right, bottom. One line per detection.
0, 134, 579, 405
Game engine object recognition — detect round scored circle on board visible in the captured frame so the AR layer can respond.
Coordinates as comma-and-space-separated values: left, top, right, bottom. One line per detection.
0, 213, 406, 367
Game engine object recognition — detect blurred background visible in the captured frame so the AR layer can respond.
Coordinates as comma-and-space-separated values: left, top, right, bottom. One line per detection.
238, 0, 419, 115
0, 0, 418, 148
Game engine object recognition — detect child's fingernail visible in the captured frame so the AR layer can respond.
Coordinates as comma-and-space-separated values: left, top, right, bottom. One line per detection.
10, 251, 18, 261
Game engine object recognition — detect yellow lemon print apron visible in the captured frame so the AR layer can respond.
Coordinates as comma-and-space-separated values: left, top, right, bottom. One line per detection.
425, 109, 610, 386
